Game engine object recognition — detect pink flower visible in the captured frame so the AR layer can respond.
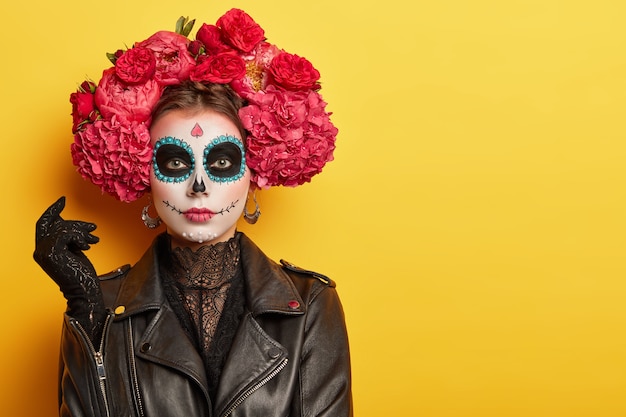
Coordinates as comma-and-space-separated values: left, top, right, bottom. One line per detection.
196, 23, 230, 55
217, 8, 265, 53
268, 52, 321, 91
230, 42, 280, 98
190, 52, 246, 84
71, 116, 152, 202
95, 67, 162, 125
70, 81, 97, 133
115, 46, 156, 84
137, 31, 196, 85
68, 9, 338, 200
239, 86, 337, 188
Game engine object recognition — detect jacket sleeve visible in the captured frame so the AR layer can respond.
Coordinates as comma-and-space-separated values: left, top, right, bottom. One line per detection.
299, 283, 353, 416
58, 313, 110, 417
58, 268, 125, 417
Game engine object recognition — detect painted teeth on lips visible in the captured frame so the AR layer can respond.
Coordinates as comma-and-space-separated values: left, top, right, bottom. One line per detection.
183, 207, 215, 222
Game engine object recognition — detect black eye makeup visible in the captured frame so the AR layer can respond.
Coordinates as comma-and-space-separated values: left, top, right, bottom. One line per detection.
152, 138, 194, 183
152, 135, 245, 184
203, 135, 246, 182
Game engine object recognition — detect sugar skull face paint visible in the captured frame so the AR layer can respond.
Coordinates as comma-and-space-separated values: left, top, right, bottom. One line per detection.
152, 135, 245, 184
191, 122, 204, 138
149, 109, 250, 249
153, 138, 195, 183
203, 135, 246, 182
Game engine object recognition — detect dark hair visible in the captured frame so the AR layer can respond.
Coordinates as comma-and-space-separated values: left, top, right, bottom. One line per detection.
151, 81, 247, 141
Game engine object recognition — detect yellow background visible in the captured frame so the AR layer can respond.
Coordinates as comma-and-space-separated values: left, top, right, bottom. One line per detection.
1, 0, 625, 415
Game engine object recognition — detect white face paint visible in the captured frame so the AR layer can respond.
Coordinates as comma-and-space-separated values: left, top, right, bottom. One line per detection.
149, 109, 250, 249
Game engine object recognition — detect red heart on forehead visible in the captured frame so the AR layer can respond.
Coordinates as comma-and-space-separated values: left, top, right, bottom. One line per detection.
191, 123, 204, 138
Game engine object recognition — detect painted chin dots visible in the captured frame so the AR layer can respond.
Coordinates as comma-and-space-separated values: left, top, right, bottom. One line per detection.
181, 231, 218, 244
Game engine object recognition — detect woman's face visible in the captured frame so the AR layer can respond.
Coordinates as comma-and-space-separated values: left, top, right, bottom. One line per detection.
149, 109, 250, 249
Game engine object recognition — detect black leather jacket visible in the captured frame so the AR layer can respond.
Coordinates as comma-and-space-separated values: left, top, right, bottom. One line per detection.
58, 233, 352, 416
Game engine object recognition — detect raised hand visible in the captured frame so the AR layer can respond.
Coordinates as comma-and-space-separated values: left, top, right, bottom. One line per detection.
34, 196, 105, 343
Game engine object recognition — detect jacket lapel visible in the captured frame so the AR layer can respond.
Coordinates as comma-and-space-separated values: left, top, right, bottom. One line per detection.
239, 234, 305, 316
213, 234, 305, 415
136, 305, 210, 395
110, 235, 210, 401
213, 313, 288, 416
110, 233, 306, 414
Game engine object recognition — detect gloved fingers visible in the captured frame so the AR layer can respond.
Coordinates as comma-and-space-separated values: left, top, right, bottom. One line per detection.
72, 221, 99, 243
62, 221, 100, 252
35, 196, 66, 239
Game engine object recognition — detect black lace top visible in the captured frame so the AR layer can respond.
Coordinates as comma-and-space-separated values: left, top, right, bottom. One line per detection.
158, 232, 246, 401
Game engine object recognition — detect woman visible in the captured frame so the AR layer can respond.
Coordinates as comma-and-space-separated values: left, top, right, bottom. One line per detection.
34, 8, 351, 417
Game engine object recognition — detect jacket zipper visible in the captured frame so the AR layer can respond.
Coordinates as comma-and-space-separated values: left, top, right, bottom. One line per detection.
127, 318, 145, 417
221, 358, 288, 417
71, 314, 113, 417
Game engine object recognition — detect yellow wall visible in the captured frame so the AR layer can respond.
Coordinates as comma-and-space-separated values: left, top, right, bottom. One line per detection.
1, 0, 625, 415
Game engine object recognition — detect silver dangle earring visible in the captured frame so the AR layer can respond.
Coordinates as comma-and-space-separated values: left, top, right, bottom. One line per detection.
243, 192, 261, 224
141, 201, 162, 229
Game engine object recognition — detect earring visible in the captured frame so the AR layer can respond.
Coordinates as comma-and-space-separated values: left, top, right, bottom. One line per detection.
243, 192, 261, 224
141, 202, 162, 229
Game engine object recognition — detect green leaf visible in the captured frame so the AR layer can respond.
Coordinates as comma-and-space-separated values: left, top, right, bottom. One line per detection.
182, 18, 196, 37
175, 16, 186, 34
175, 16, 195, 36
106, 52, 117, 65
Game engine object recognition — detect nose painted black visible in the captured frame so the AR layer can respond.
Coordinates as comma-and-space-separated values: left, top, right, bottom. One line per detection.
193, 177, 206, 193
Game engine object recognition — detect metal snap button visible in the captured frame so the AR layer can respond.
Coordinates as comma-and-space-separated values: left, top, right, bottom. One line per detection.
268, 347, 281, 359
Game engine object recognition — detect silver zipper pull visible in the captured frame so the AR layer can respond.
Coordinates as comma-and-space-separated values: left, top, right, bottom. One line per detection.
94, 351, 106, 381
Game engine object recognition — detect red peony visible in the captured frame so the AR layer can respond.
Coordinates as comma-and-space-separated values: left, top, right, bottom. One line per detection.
70, 81, 97, 133
239, 86, 337, 188
190, 52, 246, 84
268, 52, 321, 91
196, 23, 230, 55
71, 116, 152, 202
95, 68, 162, 125
115, 46, 156, 84
69, 10, 337, 200
137, 31, 196, 86
217, 8, 265, 53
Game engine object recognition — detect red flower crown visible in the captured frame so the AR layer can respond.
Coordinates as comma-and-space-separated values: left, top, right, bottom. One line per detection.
70, 8, 337, 202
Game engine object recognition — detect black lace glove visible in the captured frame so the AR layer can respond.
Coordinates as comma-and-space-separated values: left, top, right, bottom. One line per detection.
33, 196, 106, 344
